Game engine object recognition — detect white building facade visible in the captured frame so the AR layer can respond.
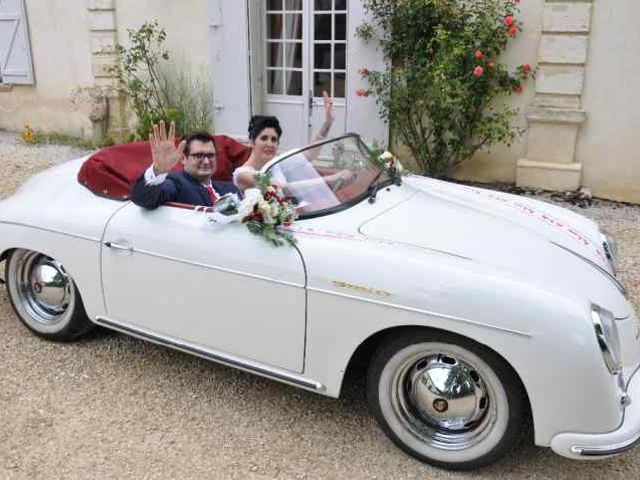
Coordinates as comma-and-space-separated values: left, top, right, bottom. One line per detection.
0, 0, 638, 203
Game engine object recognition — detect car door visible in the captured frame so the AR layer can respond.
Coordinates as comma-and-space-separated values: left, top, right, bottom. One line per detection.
100, 203, 306, 372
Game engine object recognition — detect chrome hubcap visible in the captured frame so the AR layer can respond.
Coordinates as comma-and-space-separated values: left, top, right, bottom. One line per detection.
392, 352, 495, 451
16, 252, 72, 325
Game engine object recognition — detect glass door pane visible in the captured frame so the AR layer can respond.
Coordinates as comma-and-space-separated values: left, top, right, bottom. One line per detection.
265, 0, 304, 98
312, 0, 347, 98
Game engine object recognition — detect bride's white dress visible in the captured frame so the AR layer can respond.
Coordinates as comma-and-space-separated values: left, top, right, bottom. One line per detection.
233, 154, 340, 211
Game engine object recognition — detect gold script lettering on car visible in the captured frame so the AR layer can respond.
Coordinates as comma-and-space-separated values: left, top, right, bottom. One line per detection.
331, 280, 393, 298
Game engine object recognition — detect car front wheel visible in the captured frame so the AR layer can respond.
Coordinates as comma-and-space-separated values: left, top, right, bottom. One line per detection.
367, 330, 526, 470
5, 249, 93, 341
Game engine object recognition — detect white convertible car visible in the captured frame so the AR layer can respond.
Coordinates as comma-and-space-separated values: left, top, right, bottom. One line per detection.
1, 134, 638, 470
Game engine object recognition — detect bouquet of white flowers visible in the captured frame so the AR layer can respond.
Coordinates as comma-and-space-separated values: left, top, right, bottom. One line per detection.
208, 173, 298, 246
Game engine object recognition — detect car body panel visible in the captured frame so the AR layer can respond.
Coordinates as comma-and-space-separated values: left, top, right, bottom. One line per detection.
0, 223, 106, 320
0, 157, 123, 241
403, 175, 608, 269
101, 203, 307, 372
0, 156, 125, 320
360, 180, 630, 318
551, 361, 640, 459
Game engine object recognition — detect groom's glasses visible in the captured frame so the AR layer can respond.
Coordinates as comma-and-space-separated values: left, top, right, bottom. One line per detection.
189, 152, 217, 161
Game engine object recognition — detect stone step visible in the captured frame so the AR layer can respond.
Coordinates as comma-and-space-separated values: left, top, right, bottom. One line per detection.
516, 159, 582, 191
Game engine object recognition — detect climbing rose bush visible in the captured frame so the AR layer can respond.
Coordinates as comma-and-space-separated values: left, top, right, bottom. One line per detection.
357, 0, 533, 178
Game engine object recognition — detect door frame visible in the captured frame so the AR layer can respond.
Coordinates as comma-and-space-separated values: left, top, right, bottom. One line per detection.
249, 0, 312, 146
213, 0, 388, 148
100, 203, 308, 373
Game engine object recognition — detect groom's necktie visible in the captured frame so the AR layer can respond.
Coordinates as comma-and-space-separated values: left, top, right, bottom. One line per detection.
206, 184, 218, 204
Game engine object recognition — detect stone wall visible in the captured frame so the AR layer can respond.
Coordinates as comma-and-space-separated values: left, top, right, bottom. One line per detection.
114, 0, 212, 77
453, 0, 639, 203
0, 0, 212, 140
112, 0, 213, 136
577, 0, 640, 203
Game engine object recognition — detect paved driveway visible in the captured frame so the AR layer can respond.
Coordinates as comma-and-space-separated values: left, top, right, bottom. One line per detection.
1, 134, 639, 479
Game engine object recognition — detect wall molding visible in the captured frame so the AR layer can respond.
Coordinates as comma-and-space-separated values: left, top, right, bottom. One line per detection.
517, 0, 593, 191
87, 1, 118, 86
86, 0, 119, 140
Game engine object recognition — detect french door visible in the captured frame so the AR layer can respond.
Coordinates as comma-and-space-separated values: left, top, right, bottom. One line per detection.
256, 0, 348, 149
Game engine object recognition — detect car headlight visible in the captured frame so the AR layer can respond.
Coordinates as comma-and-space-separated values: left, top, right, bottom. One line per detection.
590, 304, 622, 375
600, 228, 618, 276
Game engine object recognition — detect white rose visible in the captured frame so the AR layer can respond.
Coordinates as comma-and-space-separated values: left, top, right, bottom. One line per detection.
379, 150, 394, 161
238, 188, 262, 218
258, 200, 271, 216
260, 202, 274, 224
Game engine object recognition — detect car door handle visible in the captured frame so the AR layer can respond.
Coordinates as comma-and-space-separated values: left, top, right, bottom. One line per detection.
104, 241, 134, 252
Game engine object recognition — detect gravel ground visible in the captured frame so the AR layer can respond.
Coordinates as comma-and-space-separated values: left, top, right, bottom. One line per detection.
0, 130, 639, 479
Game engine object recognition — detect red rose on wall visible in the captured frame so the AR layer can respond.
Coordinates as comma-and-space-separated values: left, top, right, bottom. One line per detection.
356, 88, 369, 97
523, 63, 532, 74
508, 27, 518, 37
504, 15, 514, 26
473, 66, 484, 77
475, 50, 484, 59
513, 83, 523, 94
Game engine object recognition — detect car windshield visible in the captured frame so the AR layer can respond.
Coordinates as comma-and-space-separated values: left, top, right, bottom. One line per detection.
264, 134, 390, 218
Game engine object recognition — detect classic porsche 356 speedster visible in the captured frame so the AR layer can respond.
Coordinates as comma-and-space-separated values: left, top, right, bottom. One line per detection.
1, 133, 638, 470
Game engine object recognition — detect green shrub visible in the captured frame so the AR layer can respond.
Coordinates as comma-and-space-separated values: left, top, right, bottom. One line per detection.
159, 64, 213, 134
357, 0, 532, 178
114, 21, 213, 140
114, 21, 171, 139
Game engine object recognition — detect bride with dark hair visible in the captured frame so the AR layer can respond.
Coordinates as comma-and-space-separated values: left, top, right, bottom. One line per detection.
232, 91, 352, 194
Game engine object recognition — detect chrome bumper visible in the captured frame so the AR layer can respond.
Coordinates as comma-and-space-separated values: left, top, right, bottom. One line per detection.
550, 367, 640, 459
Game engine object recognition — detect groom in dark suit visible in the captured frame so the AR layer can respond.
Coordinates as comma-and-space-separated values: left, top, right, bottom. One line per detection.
131, 121, 240, 210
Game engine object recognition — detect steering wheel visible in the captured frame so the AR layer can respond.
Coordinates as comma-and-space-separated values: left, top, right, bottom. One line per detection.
330, 170, 355, 193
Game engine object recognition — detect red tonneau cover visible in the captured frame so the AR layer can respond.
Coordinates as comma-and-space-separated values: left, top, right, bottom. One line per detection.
77, 135, 252, 200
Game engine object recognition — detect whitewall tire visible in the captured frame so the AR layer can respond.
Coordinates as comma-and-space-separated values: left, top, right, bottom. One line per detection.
367, 330, 526, 470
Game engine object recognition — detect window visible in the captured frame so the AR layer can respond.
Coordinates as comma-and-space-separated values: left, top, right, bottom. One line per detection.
312, 0, 347, 98
265, 0, 304, 96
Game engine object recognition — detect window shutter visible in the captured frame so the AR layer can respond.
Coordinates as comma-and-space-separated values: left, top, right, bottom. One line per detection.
209, 0, 251, 138
0, 0, 34, 85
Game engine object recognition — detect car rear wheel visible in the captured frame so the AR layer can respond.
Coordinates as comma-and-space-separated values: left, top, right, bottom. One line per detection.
367, 330, 526, 470
5, 249, 93, 341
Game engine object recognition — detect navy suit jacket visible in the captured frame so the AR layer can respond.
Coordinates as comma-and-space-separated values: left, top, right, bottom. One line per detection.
131, 170, 240, 210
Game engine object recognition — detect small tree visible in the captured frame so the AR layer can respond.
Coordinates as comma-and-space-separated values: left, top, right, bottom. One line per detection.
357, 0, 533, 178
114, 21, 180, 139
114, 21, 213, 139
